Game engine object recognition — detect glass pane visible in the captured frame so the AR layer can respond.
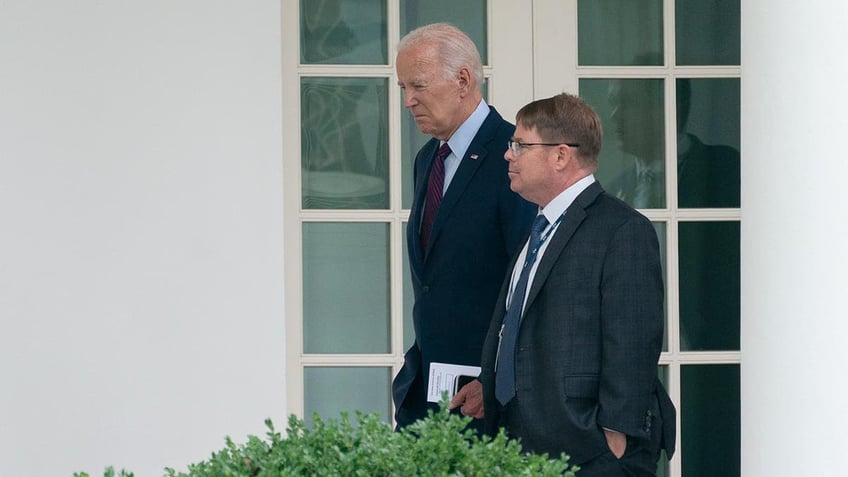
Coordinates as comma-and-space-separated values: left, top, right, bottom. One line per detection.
677, 78, 741, 208
402, 226, 415, 352
653, 222, 668, 352
581, 78, 666, 209
675, 0, 741, 66
657, 366, 669, 477
678, 221, 740, 351
304, 367, 392, 424
300, 0, 387, 64
578, 0, 663, 66
681, 364, 741, 477
401, 80, 489, 209
301, 77, 389, 209
303, 222, 390, 353
399, 0, 488, 64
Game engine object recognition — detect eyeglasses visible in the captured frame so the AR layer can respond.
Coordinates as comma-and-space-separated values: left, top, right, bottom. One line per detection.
507, 140, 580, 156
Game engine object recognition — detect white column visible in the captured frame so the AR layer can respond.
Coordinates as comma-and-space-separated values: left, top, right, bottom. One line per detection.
742, 2, 848, 475
0, 1, 286, 475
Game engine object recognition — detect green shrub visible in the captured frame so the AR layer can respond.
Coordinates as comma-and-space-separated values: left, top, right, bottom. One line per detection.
73, 467, 134, 477
75, 404, 577, 476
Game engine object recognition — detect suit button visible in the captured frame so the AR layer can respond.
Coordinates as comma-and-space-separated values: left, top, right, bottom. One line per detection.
643, 411, 653, 433
422, 286, 430, 293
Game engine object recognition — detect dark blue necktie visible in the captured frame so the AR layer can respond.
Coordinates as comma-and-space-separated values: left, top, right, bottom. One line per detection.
495, 214, 550, 405
421, 143, 451, 251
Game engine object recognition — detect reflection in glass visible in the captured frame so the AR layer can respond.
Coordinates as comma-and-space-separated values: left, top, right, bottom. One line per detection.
304, 367, 392, 425
401, 81, 489, 209
676, 0, 741, 66
399, 0, 488, 64
578, 0, 663, 66
303, 223, 390, 354
681, 364, 741, 477
581, 78, 665, 209
679, 221, 740, 351
301, 77, 389, 209
677, 78, 741, 208
300, 0, 387, 64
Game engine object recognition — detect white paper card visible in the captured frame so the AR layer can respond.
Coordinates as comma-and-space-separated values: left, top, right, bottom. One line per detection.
426, 362, 481, 403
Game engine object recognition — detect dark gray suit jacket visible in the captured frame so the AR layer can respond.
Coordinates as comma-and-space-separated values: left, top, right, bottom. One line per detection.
480, 181, 676, 465
392, 106, 536, 428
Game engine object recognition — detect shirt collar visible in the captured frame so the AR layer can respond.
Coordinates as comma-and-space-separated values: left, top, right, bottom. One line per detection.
539, 174, 596, 224
444, 98, 489, 159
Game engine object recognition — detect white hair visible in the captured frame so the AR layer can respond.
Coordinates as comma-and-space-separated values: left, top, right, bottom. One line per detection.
397, 23, 484, 86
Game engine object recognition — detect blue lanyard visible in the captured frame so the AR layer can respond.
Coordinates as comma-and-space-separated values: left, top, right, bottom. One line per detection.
507, 212, 566, 306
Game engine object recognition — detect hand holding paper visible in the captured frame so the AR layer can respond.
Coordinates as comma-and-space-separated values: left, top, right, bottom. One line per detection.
449, 379, 485, 419
427, 362, 481, 403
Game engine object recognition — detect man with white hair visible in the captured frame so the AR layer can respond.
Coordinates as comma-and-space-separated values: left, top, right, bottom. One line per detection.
392, 23, 535, 430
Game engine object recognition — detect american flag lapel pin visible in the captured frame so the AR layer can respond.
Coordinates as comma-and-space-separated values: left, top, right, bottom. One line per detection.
470, 154, 479, 160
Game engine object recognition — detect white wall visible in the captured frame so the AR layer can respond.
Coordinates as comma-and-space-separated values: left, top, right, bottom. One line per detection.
0, 1, 286, 476
742, 1, 848, 475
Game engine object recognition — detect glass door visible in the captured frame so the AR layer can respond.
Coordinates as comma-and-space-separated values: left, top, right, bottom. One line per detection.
535, 1, 742, 476
282, 0, 534, 424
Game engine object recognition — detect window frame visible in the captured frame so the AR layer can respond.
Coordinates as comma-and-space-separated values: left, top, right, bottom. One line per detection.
534, 1, 741, 475
282, 0, 534, 420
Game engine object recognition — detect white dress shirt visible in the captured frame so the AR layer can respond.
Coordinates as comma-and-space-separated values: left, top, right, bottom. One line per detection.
506, 174, 596, 315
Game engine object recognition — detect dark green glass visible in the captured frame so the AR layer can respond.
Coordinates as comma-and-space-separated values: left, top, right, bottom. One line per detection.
676, 78, 741, 208
675, 0, 741, 66
681, 364, 741, 477
656, 366, 670, 477
678, 221, 740, 350
578, 0, 663, 66
580, 78, 666, 209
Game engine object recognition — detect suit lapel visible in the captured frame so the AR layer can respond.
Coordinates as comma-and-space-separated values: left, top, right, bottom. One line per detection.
423, 107, 502, 258
523, 182, 604, 309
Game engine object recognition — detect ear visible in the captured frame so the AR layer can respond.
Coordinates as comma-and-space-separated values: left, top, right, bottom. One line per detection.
553, 144, 575, 171
457, 67, 472, 97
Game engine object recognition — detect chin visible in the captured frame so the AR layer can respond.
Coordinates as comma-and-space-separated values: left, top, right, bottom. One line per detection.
414, 119, 434, 133
418, 127, 438, 137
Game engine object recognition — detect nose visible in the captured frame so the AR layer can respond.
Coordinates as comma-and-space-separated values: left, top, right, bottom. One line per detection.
504, 147, 515, 162
402, 89, 417, 108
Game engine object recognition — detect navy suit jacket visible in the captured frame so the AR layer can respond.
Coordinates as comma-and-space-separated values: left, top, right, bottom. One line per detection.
392, 106, 536, 428
479, 181, 676, 465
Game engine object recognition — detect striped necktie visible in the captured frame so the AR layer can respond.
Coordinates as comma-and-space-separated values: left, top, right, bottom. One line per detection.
420, 143, 451, 251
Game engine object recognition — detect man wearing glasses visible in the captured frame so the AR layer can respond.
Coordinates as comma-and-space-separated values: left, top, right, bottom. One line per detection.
479, 93, 676, 476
